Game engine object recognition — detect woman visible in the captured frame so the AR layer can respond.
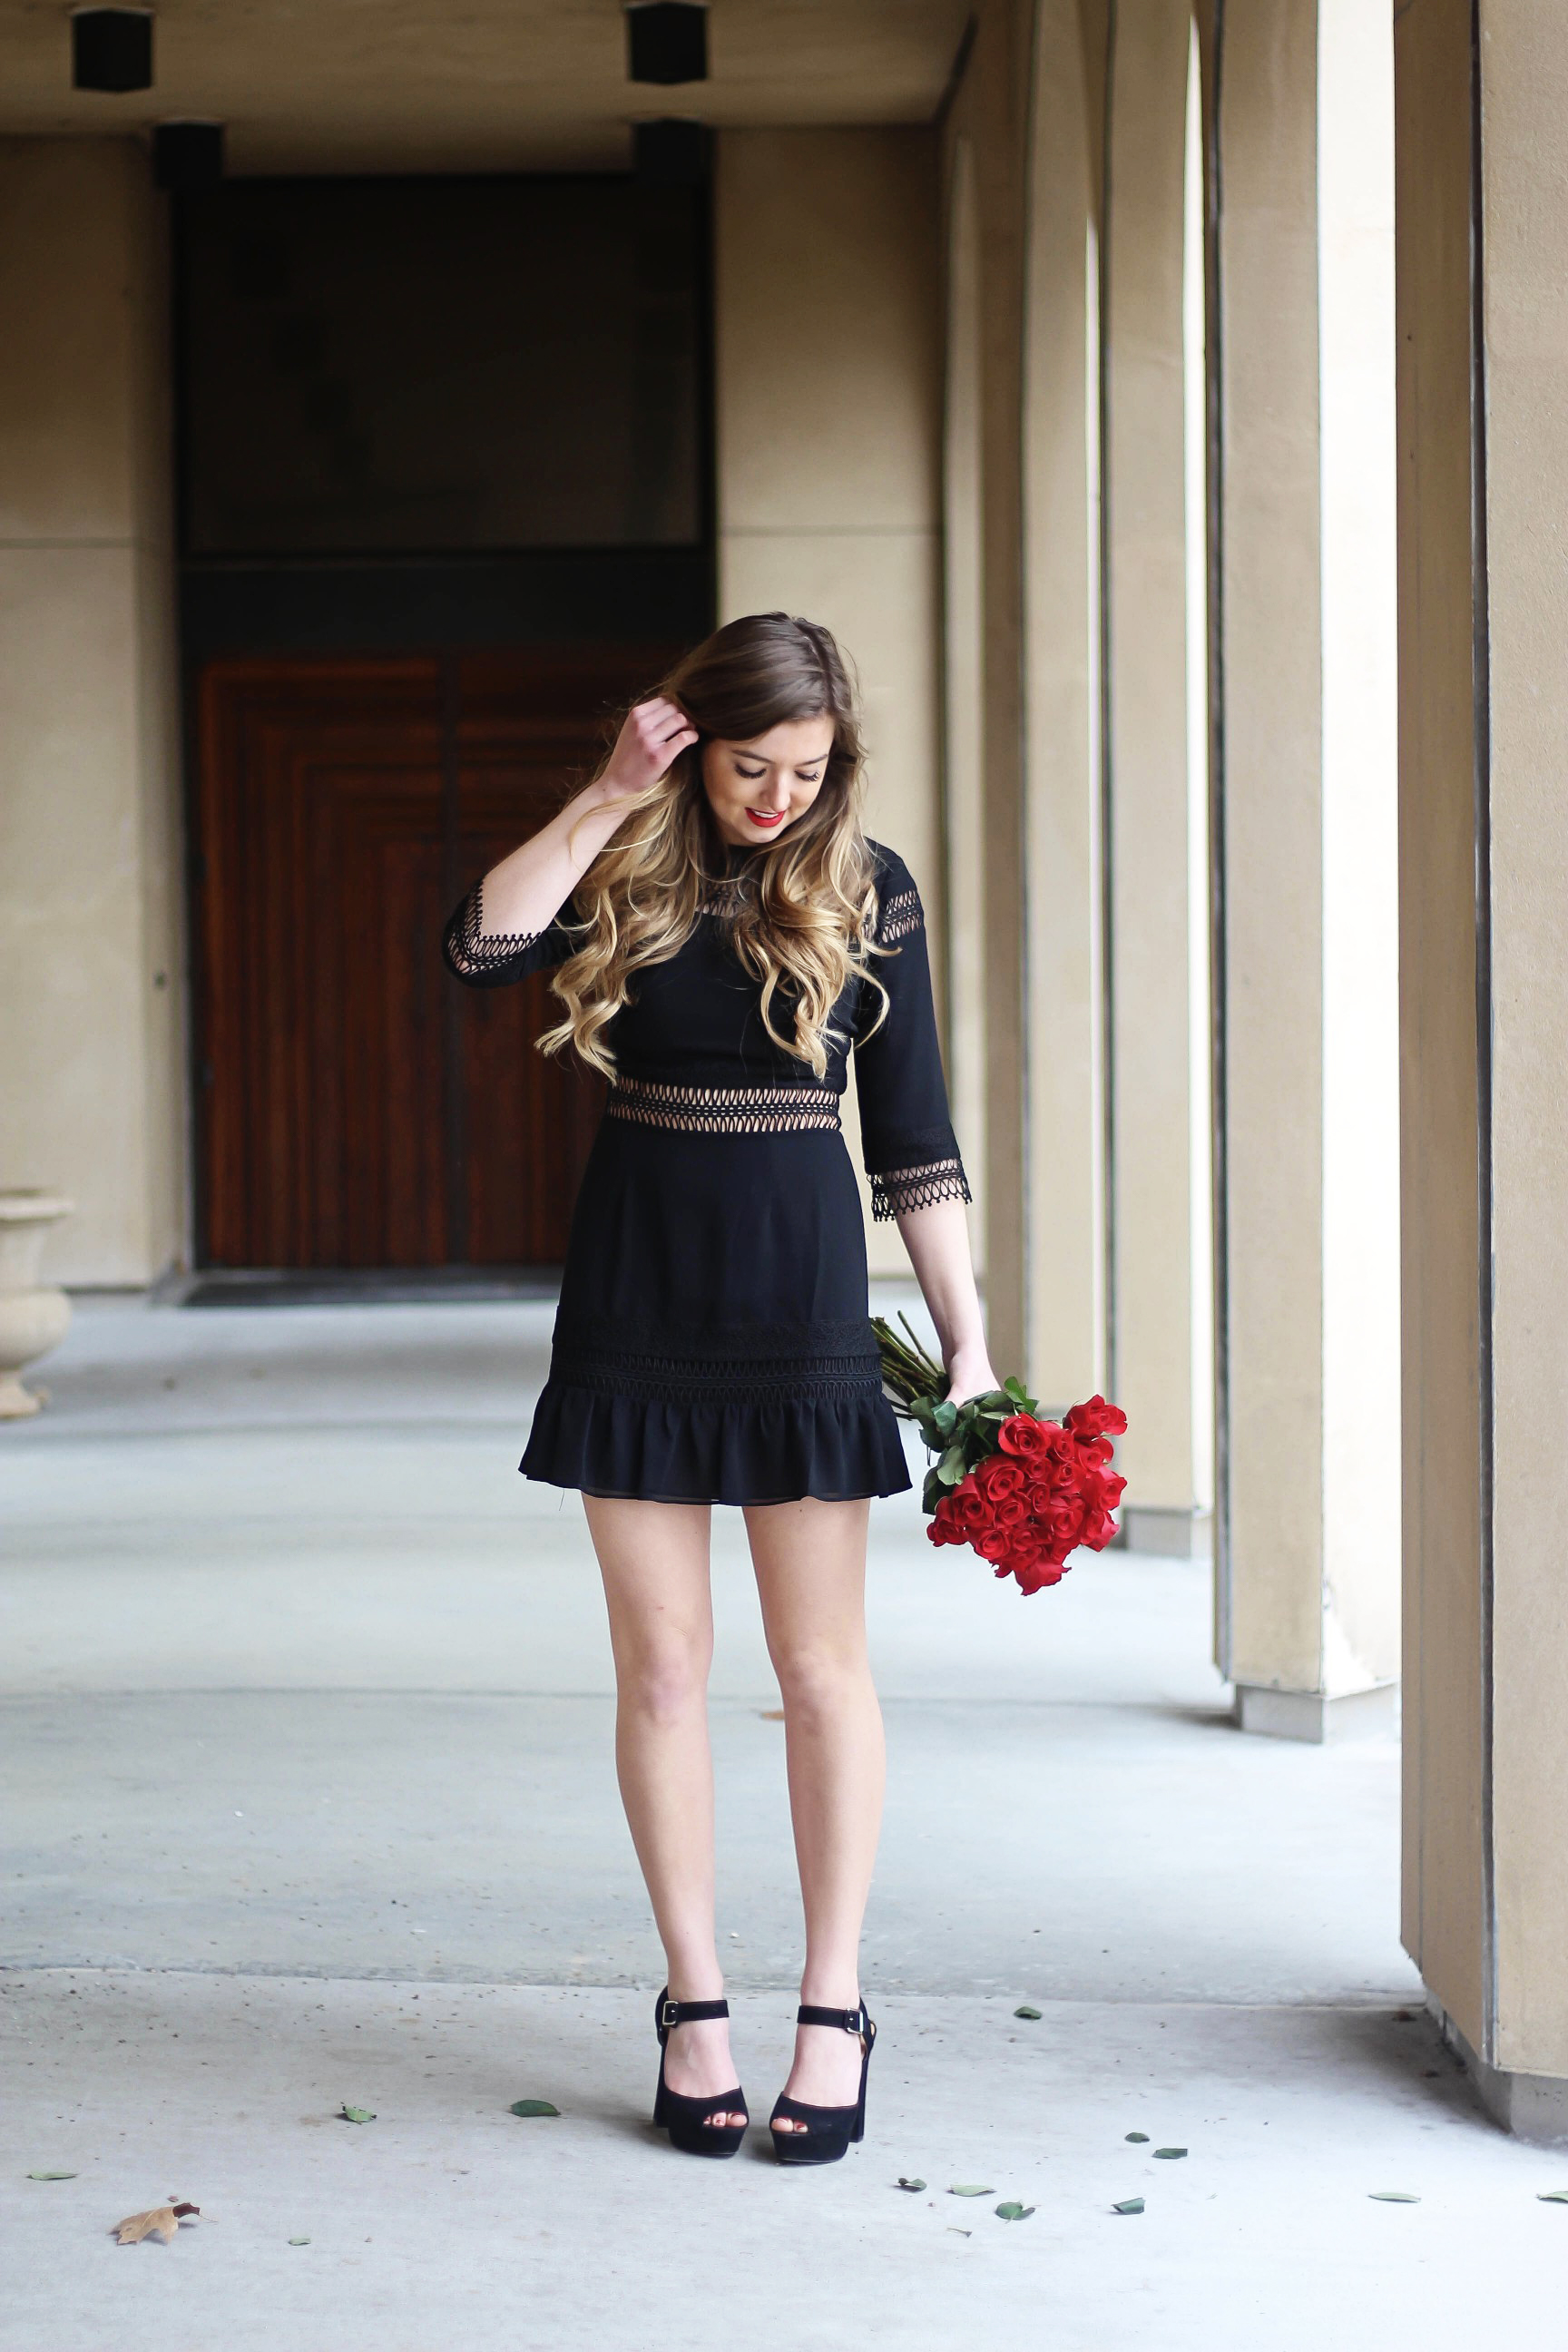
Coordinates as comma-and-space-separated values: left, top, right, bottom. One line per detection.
443, 612, 995, 2164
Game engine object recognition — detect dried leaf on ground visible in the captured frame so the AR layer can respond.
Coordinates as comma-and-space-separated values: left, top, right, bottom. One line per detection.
995, 2202, 1034, 2221
1368, 2191, 1420, 2203
896, 2178, 926, 2192
27, 2170, 77, 2181
1013, 2006, 1043, 2021
1112, 2198, 1145, 2216
1153, 2147, 1188, 2160
1537, 2190, 1568, 2205
508, 2100, 560, 2118
1125, 2132, 1150, 2143
948, 2183, 994, 2197
112, 2202, 198, 2246
289, 2236, 311, 2245
338, 2105, 376, 2124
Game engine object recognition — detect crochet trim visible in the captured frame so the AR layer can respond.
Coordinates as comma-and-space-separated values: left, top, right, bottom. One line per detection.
446, 879, 541, 976
605, 1077, 843, 1135
869, 1155, 974, 1221
878, 886, 923, 944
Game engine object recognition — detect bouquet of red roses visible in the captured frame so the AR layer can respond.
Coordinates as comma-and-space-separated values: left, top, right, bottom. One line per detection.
873, 1315, 1128, 1596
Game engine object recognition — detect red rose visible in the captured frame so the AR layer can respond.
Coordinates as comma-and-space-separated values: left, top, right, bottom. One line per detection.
996, 1413, 1054, 1465
1066, 1395, 1128, 1441
975, 1455, 1026, 1500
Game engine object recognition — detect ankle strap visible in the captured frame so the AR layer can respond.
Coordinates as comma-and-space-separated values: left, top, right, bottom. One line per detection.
659, 1994, 730, 2029
797, 2002, 867, 2035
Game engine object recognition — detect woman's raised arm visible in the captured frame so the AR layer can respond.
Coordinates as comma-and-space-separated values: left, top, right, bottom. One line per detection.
477, 696, 698, 942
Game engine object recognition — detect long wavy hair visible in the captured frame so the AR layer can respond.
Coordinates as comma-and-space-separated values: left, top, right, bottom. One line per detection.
537, 612, 890, 1079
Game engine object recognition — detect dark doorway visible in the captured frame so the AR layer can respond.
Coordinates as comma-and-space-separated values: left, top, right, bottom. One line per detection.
177, 172, 713, 1269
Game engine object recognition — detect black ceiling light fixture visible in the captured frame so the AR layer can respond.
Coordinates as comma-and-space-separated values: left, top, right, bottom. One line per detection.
633, 119, 712, 187
626, 3, 708, 87
153, 122, 224, 191
71, 7, 153, 93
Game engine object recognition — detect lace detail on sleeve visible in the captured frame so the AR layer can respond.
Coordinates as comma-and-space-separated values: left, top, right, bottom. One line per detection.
877, 885, 923, 945
444, 879, 542, 980
869, 1154, 974, 1222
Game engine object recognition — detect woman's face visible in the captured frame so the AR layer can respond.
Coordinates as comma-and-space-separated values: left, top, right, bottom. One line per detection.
700, 715, 837, 848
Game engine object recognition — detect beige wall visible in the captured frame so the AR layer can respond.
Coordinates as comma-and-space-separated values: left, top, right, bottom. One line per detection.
0, 140, 185, 1286
714, 127, 945, 1276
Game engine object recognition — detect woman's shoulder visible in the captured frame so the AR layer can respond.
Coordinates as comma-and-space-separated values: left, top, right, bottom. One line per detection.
863, 839, 925, 937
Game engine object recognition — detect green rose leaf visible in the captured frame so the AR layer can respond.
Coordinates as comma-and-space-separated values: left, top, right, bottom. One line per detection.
948, 2183, 994, 2198
896, 2177, 926, 2192
508, 2099, 561, 2118
1013, 2005, 1043, 2021
932, 1400, 958, 1438
338, 2105, 376, 2124
288, 2236, 311, 2246
1112, 2198, 1145, 2215
921, 1466, 948, 1514
1367, 2191, 1420, 2203
27, 2170, 77, 2180
995, 2201, 1034, 2222
1536, 2190, 1568, 2204
936, 1445, 967, 1486
1125, 2132, 1150, 2143
1153, 2148, 1188, 2160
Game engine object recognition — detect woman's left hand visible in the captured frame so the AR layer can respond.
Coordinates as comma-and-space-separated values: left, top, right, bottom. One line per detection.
945, 1342, 1001, 1410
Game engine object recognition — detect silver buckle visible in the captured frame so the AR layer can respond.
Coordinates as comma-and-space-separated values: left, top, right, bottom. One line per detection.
661, 1997, 681, 2030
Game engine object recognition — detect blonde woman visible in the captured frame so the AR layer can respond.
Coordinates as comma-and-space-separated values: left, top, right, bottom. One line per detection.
444, 613, 993, 2164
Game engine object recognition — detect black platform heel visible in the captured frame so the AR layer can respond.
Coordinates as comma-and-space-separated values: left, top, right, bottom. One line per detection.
769, 2001, 877, 2167
652, 1989, 749, 2158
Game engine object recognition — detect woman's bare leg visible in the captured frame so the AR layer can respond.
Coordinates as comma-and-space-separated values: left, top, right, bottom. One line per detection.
744, 1495, 884, 2127
583, 1494, 743, 2127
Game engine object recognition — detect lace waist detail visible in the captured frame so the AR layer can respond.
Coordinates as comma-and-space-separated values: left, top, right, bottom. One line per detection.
604, 1077, 842, 1134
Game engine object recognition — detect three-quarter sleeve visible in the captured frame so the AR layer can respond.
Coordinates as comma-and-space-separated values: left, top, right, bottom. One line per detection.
442, 876, 579, 988
852, 848, 973, 1221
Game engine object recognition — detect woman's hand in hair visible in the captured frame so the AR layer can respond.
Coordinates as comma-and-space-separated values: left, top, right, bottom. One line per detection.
594, 698, 699, 806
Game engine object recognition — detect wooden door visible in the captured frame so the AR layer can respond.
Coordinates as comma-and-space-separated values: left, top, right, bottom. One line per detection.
194, 647, 672, 1268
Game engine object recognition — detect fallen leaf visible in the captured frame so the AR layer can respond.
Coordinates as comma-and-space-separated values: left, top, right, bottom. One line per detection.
1112, 2198, 1145, 2215
338, 2105, 376, 2124
896, 2177, 926, 2192
112, 2202, 199, 2246
1153, 2147, 1188, 2160
27, 2171, 77, 2181
508, 2100, 560, 2118
1368, 2191, 1420, 2203
1125, 2132, 1150, 2143
288, 2236, 310, 2246
1537, 2191, 1568, 2205
948, 2183, 994, 2198
1013, 2005, 1043, 2021
995, 2201, 1034, 2221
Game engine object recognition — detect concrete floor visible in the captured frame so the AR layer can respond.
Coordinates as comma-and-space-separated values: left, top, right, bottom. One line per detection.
2, 1296, 1562, 2349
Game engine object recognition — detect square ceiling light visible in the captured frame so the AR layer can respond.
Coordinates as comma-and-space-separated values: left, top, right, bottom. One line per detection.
72, 8, 153, 93
626, 4, 708, 87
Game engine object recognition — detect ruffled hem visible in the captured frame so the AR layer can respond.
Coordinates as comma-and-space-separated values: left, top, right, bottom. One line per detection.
520, 1382, 913, 1505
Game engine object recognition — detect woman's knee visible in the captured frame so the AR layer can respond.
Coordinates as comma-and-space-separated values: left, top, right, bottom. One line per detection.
770, 1640, 870, 1720
619, 1636, 711, 1726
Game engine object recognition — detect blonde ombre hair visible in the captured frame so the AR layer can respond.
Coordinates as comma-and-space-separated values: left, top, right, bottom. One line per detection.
537, 613, 890, 1079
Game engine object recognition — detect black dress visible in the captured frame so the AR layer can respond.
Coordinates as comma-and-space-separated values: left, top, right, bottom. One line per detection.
442, 839, 970, 1505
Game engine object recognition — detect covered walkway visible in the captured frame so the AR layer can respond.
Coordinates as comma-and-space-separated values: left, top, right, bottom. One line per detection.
3, 1298, 1557, 2349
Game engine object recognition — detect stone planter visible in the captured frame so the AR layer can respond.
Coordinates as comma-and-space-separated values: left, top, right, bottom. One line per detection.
0, 1191, 74, 1419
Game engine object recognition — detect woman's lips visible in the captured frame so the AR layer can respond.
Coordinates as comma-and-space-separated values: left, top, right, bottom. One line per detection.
746, 808, 786, 828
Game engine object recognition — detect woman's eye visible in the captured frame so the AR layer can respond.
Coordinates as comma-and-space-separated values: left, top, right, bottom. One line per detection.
798, 771, 822, 785
735, 765, 766, 780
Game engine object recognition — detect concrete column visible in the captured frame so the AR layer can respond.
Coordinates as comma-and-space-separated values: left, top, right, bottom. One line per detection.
1396, 0, 1568, 2141
1103, 0, 1209, 1552
1021, 0, 1101, 1404
714, 127, 943, 1275
0, 140, 185, 1285
1214, 0, 1401, 1737
942, 1, 1035, 1377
